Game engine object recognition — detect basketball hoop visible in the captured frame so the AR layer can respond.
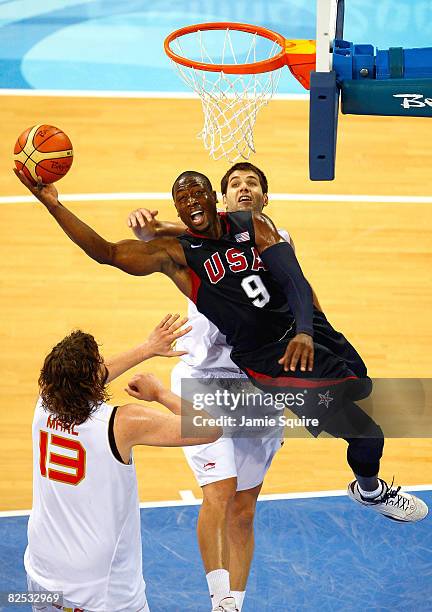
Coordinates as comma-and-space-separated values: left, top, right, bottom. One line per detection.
164, 22, 316, 162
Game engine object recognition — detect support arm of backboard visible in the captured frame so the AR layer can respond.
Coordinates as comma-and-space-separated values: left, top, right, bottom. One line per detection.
309, 71, 339, 181
309, 0, 344, 181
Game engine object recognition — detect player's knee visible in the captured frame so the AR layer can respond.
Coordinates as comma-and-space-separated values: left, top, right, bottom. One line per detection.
202, 478, 237, 509
229, 492, 259, 530
230, 503, 256, 531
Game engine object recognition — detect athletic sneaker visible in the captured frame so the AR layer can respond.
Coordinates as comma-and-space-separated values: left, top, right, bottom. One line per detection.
212, 596, 239, 611
347, 478, 428, 522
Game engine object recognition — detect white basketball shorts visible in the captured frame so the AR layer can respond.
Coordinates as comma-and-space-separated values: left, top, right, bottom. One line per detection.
171, 360, 283, 491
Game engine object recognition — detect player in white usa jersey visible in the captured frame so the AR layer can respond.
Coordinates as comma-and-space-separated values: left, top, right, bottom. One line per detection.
25, 314, 220, 612
127, 162, 323, 612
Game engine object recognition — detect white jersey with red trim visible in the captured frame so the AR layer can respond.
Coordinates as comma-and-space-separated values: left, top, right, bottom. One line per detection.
176, 228, 290, 369
24, 398, 146, 612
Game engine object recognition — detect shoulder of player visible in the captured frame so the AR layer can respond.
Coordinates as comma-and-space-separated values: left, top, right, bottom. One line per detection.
114, 403, 159, 441
111, 403, 153, 460
115, 402, 153, 423
114, 402, 185, 451
251, 211, 278, 234
141, 235, 187, 270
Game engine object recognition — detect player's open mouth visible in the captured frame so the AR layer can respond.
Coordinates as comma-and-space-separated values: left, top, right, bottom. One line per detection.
238, 195, 252, 203
190, 209, 205, 225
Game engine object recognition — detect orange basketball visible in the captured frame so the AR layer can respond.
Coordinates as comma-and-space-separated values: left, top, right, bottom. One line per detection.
14, 124, 73, 184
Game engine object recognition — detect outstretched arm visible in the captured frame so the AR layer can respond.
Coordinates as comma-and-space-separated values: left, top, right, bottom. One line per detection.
253, 212, 314, 373
114, 373, 222, 455
115, 402, 221, 451
127, 208, 186, 241
14, 170, 185, 276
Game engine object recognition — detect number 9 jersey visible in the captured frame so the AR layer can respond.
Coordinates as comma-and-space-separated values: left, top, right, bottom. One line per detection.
177, 211, 295, 353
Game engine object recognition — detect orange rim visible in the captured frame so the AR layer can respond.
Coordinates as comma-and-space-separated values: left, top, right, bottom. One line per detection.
164, 22, 287, 74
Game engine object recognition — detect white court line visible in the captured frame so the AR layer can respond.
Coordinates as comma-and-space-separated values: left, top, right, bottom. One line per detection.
2, 192, 432, 205
1, 484, 430, 517
179, 489, 198, 503
0, 88, 309, 101
0, 508, 31, 517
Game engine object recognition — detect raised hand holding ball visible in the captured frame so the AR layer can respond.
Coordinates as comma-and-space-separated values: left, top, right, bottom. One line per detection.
14, 124, 73, 185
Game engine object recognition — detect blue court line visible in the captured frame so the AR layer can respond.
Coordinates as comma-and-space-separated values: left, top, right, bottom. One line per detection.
1, 490, 431, 611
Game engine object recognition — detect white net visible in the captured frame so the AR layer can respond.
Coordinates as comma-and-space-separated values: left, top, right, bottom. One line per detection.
170, 28, 283, 162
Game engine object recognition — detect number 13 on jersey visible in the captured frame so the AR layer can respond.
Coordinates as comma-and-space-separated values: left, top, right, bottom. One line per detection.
39, 430, 86, 485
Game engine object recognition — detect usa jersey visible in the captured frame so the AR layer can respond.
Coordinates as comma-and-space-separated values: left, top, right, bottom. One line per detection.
24, 398, 146, 612
177, 229, 291, 370
178, 212, 294, 352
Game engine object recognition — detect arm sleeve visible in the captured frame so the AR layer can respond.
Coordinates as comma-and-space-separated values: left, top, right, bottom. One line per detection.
260, 241, 314, 337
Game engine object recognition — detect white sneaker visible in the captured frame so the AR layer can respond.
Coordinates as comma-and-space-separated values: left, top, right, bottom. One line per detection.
212, 596, 238, 611
347, 478, 429, 522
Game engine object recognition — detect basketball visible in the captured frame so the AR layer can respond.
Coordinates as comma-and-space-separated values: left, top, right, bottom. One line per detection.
14, 124, 73, 184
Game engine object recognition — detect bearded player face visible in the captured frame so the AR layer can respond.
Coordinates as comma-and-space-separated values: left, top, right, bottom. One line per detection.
222, 168, 268, 214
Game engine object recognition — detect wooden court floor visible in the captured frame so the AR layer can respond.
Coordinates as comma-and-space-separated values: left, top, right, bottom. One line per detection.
1, 95, 431, 511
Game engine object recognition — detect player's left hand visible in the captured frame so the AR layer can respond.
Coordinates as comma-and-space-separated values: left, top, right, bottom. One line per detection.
146, 313, 192, 357
126, 372, 164, 402
278, 333, 314, 372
